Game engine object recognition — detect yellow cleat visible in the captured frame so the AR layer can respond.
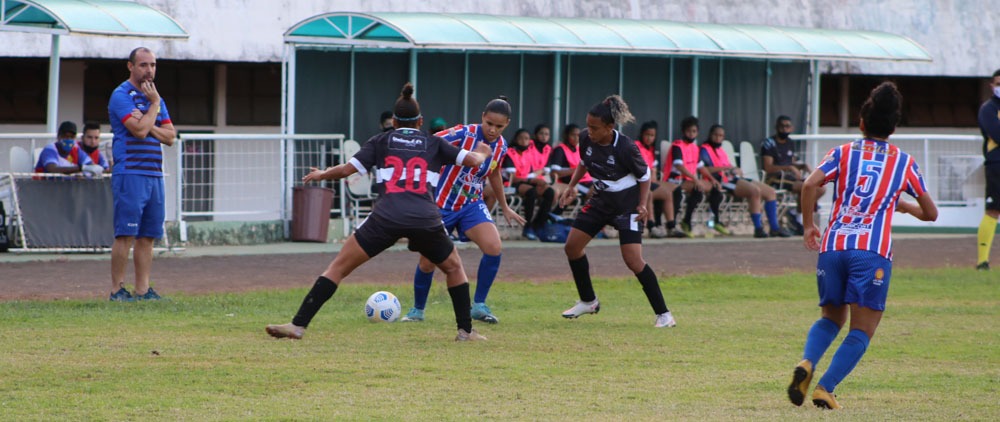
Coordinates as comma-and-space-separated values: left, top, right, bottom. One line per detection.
787, 359, 813, 406
812, 385, 842, 410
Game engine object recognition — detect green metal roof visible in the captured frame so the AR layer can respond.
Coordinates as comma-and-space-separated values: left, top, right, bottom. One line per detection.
0, 0, 187, 38
285, 12, 930, 62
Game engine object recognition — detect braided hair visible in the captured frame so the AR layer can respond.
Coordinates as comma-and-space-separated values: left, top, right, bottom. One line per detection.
588, 95, 635, 126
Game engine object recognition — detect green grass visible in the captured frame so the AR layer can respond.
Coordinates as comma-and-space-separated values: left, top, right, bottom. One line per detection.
0, 268, 996, 420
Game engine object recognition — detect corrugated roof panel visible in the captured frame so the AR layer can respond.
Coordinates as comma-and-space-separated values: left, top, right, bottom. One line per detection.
643, 21, 723, 52
550, 18, 632, 49
284, 12, 931, 62
1, 0, 187, 38
375, 13, 485, 45
441, 14, 535, 46
602, 20, 678, 50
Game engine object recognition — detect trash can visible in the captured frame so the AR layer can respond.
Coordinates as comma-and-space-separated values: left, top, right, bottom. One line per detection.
291, 186, 334, 242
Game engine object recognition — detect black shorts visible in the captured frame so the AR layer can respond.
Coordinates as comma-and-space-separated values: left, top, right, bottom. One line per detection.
353, 213, 454, 264
766, 176, 797, 191
572, 203, 644, 245
986, 164, 1000, 211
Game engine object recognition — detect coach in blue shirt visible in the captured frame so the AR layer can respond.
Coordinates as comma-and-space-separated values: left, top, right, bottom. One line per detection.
107, 47, 176, 302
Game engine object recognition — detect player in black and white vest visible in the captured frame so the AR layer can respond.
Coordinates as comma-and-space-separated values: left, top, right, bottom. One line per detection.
266, 83, 493, 342
557, 95, 676, 328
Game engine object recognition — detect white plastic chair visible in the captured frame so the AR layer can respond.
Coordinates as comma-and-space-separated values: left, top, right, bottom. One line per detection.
341, 140, 374, 230
738, 141, 760, 182
9, 146, 32, 173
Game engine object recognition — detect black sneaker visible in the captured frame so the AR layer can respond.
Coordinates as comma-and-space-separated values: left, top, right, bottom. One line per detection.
976, 261, 990, 271
770, 228, 792, 238
136, 287, 163, 301
753, 227, 769, 238
109, 287, 134, 302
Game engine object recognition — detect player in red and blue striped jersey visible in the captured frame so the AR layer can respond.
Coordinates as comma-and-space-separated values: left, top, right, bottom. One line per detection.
787, 82, 938, 409
402, 96, 526, 324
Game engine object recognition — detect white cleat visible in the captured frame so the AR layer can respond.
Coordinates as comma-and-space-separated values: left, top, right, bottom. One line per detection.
654, 312, 677, 328
561, 299, 600, 319
455, 328, 488, 342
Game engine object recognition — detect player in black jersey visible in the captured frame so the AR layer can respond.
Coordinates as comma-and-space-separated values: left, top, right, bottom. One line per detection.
266, 83, 493, 341
557, 95, 676, 328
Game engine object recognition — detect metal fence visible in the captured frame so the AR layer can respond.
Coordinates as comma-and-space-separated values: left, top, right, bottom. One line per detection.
794, 134, 984, 206
5, 131, 982, 247
2, 133, 346, 248
173, 134, 345, 241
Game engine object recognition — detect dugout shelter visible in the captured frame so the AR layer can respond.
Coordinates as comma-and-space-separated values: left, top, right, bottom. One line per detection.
281, 12, 931, 144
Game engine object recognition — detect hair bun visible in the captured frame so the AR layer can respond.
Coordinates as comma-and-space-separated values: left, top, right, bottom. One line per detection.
497, 95, 509, 103
401, 83, 414, 99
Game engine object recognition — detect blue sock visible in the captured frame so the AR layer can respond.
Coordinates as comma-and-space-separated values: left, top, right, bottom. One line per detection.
413, 265, 434, 310
474, 253, 501, 303
751, 213, 763, 229
803, 317, 841, 368
764, 200, 780, 231
818, 329, 871, 393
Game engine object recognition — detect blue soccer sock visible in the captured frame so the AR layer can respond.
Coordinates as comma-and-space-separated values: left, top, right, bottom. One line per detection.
750, 213, 763, 229
802, 317, 841, 369
413, 265, 434, 310
817, 329, 871, 393
764, 200, 780, 231
474, 253, 501, 303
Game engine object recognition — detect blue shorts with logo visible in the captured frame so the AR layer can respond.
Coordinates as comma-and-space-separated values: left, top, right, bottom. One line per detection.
112, 174, 165, 238
441, 201, 494, 239
816, 250, 892, 311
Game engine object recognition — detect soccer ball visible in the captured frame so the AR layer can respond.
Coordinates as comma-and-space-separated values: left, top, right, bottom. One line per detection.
365, 291, 401, 323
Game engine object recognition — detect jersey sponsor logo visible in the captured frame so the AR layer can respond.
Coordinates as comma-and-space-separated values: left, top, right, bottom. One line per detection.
851, 142, 897, 156
606, 154, 616, 166
389, 135, 426, 151
585, 147, 592, 156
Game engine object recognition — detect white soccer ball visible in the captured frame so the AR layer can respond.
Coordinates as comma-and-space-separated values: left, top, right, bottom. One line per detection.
365, 291, 401, 323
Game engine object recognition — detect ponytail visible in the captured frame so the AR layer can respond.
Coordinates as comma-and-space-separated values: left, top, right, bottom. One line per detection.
588, 95, 635, 126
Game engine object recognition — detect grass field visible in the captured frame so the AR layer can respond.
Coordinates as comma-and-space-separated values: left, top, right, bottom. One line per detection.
0, 267, 996, 420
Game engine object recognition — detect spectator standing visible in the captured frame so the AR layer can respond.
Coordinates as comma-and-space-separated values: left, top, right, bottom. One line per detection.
975, 69, 1000, 271
107, 47, 176, 301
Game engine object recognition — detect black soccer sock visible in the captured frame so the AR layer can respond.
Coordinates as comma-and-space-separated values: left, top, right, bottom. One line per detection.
684, 190, 702, 226
569, 255, 596, 302
292, 276, 339, 328
636, 264, 668, 315
653, 199, 664, 227
448, 283, 473, 333
667, 220, 677, 230
533, 188, 555, 229
708, 188, 723, 224
522, 188, 537, 227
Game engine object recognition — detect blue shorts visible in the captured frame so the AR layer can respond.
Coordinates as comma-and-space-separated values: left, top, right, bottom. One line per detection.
816, 250, 892, 311
112, 174, 165, 239
440, 201, 494, 239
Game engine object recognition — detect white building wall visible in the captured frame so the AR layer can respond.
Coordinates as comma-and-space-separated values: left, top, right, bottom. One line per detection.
0, 0, 996, 77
